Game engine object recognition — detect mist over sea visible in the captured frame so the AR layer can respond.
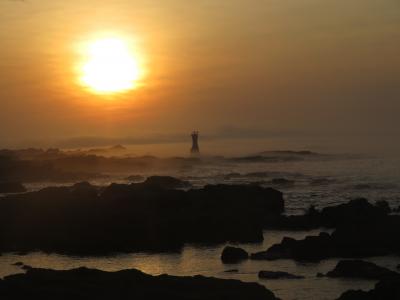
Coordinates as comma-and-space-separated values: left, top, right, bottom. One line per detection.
21, 136, 400, 215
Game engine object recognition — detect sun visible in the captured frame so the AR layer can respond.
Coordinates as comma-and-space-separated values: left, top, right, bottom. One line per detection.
79, 37, 143, 94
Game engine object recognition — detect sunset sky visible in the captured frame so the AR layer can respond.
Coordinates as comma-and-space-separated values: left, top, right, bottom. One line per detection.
1, 0, 399, 149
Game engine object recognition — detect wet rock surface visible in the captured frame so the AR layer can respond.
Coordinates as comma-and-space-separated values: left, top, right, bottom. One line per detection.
0, 267, 279, 300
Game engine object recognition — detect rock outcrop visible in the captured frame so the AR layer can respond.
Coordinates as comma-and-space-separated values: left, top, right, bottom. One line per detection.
0, 267, 279, 300
253, 199, 400, 261
337, 278, 400, 300
0, 180, 284, 255
325, 260, 400, 280
221, 246, 249, 263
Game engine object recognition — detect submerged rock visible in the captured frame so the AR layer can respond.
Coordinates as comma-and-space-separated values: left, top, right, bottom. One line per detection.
325, 260, 400, 280
221, 246, 249, 263
258, 270, 304, 279
0, 267, 279, 300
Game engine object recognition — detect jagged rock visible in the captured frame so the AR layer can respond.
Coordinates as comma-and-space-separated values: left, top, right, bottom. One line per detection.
258, 270, 304, 279
221, 246, 249, 263
326, 260, 400, 280
0, 267, 279, 300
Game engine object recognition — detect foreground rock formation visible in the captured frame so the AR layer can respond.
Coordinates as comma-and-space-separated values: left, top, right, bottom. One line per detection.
337, 278, 400, 300
221, 246, 249, 263
325, 260, 400, 280
0, 267, 279, 300
253, 199, 400, 261
0, 180, 283, 255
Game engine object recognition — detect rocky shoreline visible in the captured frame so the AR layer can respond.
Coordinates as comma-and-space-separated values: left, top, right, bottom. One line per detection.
1, 176, 400, 299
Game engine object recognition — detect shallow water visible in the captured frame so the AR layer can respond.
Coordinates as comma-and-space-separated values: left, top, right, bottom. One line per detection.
1, 230, 400, 300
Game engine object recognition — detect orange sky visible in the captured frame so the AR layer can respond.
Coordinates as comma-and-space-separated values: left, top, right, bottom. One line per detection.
0, 0, 400, 149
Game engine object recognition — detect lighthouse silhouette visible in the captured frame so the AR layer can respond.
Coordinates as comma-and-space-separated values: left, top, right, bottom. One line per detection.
190, 131, 200, 154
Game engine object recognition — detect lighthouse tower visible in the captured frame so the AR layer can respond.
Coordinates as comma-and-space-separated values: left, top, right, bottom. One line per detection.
190, 131, 200, 154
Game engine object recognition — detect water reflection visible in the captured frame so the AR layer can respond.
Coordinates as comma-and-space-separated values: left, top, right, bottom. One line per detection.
2, 230, 398, 300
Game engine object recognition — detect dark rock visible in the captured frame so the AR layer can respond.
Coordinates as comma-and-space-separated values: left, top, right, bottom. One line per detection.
258, 270, 304, 279
316, 272, 324, 277
0, 267, 279, 300
337, 278, 400, 300
326, 260, 400, 280
0, 182, 284, 255
375, 200, 391, 214
11, 262, 24, 266
257, 198, 400, 261
142, 176, 191, 189
221, 246, 249, 263
336, 290, 371, 300
318, 198, 390, 228
21, 264, 32, 270
251, 232, 332, 261
263, 198, 390, 231
253, 211, 400, 261
0, 182, 26, 193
